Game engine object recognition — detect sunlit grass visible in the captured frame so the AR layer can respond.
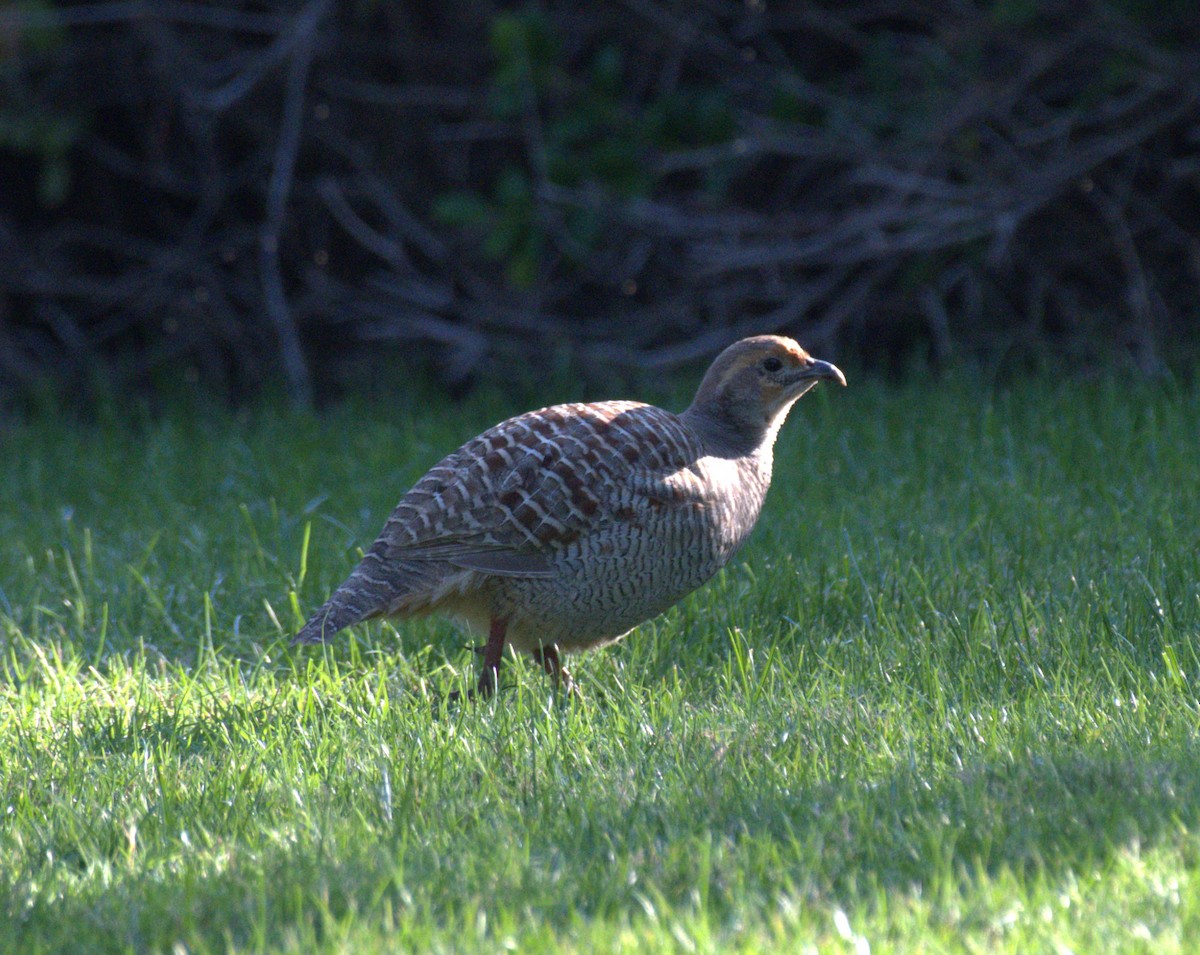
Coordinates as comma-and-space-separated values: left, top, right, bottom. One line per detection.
1, 370, 1199, 952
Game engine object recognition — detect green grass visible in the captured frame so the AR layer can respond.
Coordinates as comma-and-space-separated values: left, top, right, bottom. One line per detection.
2, 370, 1199, 952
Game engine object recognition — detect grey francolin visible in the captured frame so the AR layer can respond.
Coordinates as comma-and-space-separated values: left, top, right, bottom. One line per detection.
293, 335, 845, 698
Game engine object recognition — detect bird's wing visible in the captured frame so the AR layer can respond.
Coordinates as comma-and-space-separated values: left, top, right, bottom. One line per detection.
365, 400, 703, 577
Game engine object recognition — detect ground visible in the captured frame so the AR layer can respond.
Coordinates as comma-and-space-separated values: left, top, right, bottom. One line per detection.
1, 369, 1198, 952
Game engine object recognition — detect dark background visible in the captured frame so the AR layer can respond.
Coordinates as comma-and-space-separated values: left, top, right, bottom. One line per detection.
1, 0, 1197, 407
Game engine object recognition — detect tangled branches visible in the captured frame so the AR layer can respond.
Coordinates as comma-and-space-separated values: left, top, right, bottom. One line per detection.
1, 1, 1197, 404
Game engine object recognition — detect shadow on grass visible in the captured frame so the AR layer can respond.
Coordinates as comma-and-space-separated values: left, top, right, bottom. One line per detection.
5, 723, 1199, 952
741, 745, 1198, 897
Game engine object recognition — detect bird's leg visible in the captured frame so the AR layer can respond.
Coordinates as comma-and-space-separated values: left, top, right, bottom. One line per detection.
532, 644, 574, 696
475, 616, 508, 698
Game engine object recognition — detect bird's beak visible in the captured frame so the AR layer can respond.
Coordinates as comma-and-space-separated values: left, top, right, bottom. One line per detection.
792, 357, 846, 388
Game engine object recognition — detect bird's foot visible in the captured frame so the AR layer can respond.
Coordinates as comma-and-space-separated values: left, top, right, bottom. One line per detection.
531, 645, 579, 700
437, 665, 500, 710
475, 665, 499, 699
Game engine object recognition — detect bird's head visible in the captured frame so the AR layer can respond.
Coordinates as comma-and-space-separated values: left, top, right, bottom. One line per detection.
684, 335, 845, 454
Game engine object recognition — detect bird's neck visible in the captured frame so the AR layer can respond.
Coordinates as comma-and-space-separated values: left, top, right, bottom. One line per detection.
682, 399, 792, 461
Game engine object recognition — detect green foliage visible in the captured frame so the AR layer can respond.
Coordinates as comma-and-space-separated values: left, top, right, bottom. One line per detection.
2, 371, 1200, 950
433, 8, 735, 289
0, 111, 80, 206
768, 84, 825, 126
434, 168, 543, 289
487, 6, 563, 121
986, 0, 1042, 27
0, 0, 66, 57
1103, 0, 1199, 21
0, 1, 85, 207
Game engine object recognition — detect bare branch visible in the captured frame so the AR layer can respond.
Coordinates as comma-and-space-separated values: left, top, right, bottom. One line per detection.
0, 1, 286, 34
190, 0, 328, 113
259, 0, 331, 406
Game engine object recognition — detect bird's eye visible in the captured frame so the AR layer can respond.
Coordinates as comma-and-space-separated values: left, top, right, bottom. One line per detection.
761, 357, 783, 373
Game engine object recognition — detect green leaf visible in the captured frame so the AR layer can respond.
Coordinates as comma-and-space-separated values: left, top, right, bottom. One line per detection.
431, 191, 492, 228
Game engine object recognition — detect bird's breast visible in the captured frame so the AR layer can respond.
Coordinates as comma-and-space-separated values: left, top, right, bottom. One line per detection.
494, 449, 773, 650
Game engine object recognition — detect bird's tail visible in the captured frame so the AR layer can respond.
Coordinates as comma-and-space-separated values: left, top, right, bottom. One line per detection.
291, 594, 366, 645
291, 552, 405, 645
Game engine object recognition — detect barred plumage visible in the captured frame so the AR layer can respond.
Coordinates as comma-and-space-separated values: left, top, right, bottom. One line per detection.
293, 335, 845, 697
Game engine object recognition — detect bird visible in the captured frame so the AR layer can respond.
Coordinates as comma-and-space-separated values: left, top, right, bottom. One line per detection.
292, 335, 845, 699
